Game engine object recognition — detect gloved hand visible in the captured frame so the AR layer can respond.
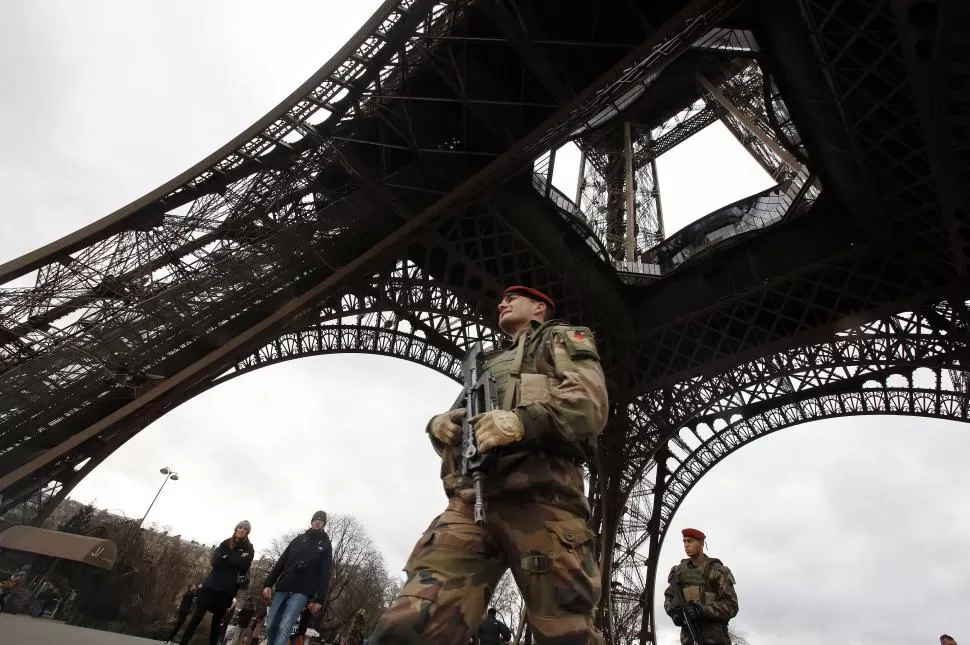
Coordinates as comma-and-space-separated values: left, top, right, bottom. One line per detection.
429, 408, 465, 446
672, 613, 685, 627
471, 410, 524, 452
684, 601, 704, 621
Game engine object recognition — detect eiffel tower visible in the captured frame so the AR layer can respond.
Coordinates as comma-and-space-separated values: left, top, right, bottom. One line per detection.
0, 1, 967, 643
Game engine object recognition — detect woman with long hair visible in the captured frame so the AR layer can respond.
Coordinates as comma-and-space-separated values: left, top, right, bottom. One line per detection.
178, 520, 254, 645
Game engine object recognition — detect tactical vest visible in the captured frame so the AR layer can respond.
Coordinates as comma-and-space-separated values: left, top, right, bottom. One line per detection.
484, 319, 597, 461
675, 558, 723, 607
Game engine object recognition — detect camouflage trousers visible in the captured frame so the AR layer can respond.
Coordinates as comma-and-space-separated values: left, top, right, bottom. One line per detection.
369, 495, 603, 645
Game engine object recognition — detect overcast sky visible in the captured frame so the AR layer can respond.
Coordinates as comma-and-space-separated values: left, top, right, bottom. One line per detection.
2, 2, 968, 644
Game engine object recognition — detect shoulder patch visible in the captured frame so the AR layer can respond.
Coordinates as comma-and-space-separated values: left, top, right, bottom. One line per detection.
555, 325, 600, 360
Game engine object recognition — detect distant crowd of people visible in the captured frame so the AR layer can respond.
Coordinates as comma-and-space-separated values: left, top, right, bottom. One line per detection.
160, 507, 516, 645
165, 511, 337, 645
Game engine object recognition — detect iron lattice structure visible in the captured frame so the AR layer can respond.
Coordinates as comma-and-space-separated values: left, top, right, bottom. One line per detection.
0, 1, 967, 643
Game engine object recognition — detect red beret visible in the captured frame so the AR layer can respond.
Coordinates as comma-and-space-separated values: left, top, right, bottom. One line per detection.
503, 285, 555, 313
682, 528, 706, 541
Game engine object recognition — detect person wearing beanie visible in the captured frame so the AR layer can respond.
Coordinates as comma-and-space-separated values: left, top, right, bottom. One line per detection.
261, 510, 333, 645
175, 520, 253, 645
663, 528, 738, 645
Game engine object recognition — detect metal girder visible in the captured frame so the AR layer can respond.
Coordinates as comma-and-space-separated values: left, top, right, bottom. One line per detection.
700, 72, 799, 180
0, 0, 738, 500
0, 480, 62, 525
477, 0, 574, 104
0, 0, 455, 285
886, 0, 970, 275
797, 0, 964, 262
575, 56, 804, 261
605, 298, 970, 644
487, 180, 632, 329
627, 195, 960, 392
622, 298, 969, 492
0, 358, 235, 522
213, 255, 502, 387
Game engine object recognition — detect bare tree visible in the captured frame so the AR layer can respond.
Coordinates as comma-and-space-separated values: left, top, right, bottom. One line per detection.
320, 515, 396, 639
60, 515, 209, 636
730, 627, 753, 645
264, 529, 297, 560
246, 555, 275, 599
382, 574, 403, 608
263, 514, 401, 642
43, 498, 88, 531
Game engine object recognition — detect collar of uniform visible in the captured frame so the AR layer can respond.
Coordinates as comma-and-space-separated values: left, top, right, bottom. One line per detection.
682, 555, 710, 569
501, 318, 562, 349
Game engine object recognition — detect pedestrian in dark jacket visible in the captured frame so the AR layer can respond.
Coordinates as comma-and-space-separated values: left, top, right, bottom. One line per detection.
164, 583, 198, 643
178, 520, 254, 645
476, 607, 511, 645
262, 510, 333, 645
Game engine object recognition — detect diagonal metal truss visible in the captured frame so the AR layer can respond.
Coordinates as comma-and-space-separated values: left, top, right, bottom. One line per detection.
574, 48, 809, 264
703, 62, 806, 182
218, 256, 502, 386
0, 0, 736, 504
604, 298, 970, 643
800, 0, 969, 267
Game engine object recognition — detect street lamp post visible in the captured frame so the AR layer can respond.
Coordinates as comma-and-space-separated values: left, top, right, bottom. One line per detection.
137, 467, 178, 530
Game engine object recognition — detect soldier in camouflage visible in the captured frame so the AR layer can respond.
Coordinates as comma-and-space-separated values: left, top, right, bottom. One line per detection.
663, 528, 739, 645
369, 285, 609, 645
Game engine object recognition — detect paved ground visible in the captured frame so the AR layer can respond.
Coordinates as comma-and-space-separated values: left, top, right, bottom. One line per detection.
0, 613, 160, 644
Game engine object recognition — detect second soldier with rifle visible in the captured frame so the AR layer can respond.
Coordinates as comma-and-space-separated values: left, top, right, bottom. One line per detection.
369, 285, 609, 645
664, 528, 739, 645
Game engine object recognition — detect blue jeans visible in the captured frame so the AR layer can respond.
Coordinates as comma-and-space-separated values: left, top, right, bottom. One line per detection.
265, 591, 310, 645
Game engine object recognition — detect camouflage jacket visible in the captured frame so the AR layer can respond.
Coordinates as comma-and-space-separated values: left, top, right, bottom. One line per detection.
428, 319, 609, 517
663, 555, 738, 645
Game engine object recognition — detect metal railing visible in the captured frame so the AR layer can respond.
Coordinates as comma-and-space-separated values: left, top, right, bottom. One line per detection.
529, 163, 822, 281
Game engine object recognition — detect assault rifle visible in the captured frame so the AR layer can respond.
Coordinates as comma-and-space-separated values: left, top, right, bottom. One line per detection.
671, 573, 702, 645
460, 342, 498, 524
